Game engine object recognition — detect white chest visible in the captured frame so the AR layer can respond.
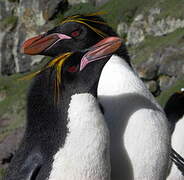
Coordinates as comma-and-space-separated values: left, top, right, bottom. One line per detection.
48, 94, 110, 180
97, 55, 170, 180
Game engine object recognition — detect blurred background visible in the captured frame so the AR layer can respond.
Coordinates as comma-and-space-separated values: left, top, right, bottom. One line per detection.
0, 0, 184, 178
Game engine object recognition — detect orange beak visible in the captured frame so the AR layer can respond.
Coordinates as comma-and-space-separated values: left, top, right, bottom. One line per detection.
21, 33, 71, 55
80, 37, 122, 71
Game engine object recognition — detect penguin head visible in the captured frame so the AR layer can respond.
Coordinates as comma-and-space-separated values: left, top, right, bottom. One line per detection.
61, 36, 122, 96
21, 13, 130, 65
164, 88, 184, 123
21, 14, 117, 57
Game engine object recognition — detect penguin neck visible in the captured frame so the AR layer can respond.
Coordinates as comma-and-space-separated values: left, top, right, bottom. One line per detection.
26, 70, 69, 146
48, 93, 110, 180
97, 55, 163, 125
98, 54, 162, 106
98, 54, 145, 96
116, 44, 131, 67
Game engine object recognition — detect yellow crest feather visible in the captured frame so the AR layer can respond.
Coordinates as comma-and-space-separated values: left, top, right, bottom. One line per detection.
85, 11, 107, 16
61, 12, 108, 38
20, 52, 73, 103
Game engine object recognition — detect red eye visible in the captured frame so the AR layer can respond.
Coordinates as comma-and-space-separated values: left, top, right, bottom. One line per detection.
67, 66, 78, 73
71, 30, 80, 37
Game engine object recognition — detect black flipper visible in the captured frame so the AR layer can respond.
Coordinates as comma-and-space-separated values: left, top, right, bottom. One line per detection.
170, 148, 184, 176
4, 146, 43, 180
164, 90, 184, 176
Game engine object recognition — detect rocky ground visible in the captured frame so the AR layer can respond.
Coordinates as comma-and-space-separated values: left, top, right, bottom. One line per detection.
0, 0, 184, 178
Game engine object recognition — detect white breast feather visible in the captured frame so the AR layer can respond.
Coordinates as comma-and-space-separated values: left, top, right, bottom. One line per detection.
98, 55, 171, 180
48, 93, 110, 180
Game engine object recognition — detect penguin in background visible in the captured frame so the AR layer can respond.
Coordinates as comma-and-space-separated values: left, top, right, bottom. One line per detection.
164, 88, 184, 133
165, 89, 184, 179
20, 13, 171, 179
5, 37, 122, 180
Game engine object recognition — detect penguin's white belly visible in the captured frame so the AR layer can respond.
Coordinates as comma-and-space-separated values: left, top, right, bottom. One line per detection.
98, 55, 170, 180
167, 116, 184, 180
48, 94, 110, 180
124, 108, 170, 180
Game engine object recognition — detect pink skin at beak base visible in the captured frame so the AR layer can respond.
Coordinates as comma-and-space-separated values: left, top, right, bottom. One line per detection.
80, 37, 122, 71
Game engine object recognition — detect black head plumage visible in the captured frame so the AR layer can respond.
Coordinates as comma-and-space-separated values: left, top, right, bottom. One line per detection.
164, 90, 184, 124
22, 12, 130, 65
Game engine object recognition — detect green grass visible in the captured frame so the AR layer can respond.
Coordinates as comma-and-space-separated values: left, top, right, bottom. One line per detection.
55, 0, 156, 29
0, 56, 53, 142
157, 0, 184, 19
130, 28, 184, 64
157, 78, 184, 107
0, 73, 29, 177
99, 0, 157, 29
0, 16, 18, 30
0, 74, 30, 141
54, 0, 184, 33
0, 74, 29, 115
0, 168, 5, 180
55, 3, 97, 24
54, 0, 156, 32
99, 0, 184, 29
